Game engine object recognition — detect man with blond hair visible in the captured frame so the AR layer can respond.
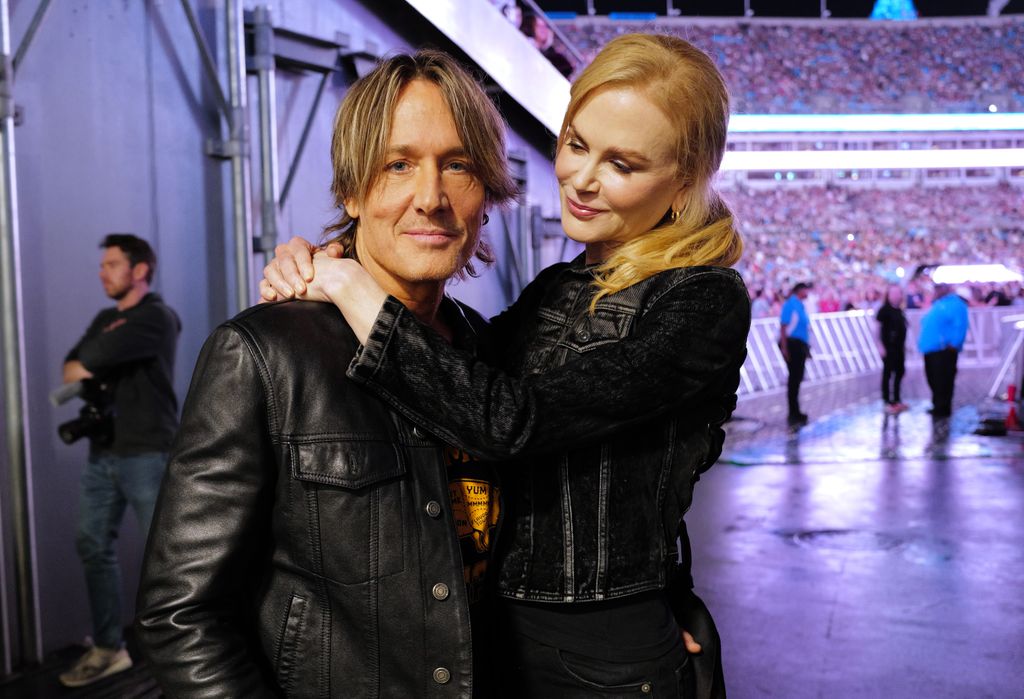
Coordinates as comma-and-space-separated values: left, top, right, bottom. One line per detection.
136, 51, 516, 697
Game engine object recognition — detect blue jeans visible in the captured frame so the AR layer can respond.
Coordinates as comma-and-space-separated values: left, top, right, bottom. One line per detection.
76, 451, 166, 648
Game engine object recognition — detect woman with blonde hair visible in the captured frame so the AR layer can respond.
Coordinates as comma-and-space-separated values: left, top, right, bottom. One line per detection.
264, 33, 749, 698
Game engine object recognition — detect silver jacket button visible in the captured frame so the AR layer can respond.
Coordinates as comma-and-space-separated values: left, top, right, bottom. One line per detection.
433, 667, 451, 684
412, 426, 427, 439
425, 500, 442, 518
432, 582, 450, 600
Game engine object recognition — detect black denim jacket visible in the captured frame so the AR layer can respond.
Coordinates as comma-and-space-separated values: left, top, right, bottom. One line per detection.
348, 258, 751, 604
137, 300, 489, 698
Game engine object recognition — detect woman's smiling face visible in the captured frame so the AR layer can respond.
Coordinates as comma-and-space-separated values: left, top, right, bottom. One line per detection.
554, 86, 686, 263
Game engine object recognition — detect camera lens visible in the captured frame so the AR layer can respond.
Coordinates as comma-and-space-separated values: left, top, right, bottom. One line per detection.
58, 417, 89, 445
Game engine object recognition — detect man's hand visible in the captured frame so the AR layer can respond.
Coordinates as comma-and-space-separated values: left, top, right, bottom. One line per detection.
778, 340, 789, 362
63, 360, 93, 384
259, 236, 344, 302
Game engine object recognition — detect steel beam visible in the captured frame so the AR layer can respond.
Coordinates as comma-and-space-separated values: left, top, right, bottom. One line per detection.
0, 0, 42, 671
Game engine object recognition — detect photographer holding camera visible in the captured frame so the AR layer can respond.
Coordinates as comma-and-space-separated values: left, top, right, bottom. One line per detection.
58, 234, 180, 688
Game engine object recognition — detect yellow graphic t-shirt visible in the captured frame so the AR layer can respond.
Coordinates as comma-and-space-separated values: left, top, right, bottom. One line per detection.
444, 446, 500, 605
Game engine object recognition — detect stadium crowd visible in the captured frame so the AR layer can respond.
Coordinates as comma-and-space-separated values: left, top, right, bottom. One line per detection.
558, 18, 1024, 113
727, 183, 1024, 316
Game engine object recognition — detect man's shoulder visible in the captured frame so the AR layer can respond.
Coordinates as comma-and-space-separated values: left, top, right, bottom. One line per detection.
135, 294, 180, 326
224, 300, 358, 352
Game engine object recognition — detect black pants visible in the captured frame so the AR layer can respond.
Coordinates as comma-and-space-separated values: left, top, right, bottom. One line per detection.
881, 346, 905, 404
498, 631, 694, 698
786, 338, 809, 419
924, 348, 958, 416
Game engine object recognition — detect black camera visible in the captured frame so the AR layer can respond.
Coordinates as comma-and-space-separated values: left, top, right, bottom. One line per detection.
54, 379, 114, 446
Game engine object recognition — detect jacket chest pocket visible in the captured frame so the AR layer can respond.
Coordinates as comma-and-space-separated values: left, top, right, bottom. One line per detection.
289, 439, 406, 584
561, 307, 634, 354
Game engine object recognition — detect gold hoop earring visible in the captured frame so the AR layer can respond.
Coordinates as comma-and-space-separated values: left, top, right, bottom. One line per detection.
669, 209, 680, 223
482, 213, 490, 226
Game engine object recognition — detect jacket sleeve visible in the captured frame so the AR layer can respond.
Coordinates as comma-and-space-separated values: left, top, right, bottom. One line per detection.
76, 305, 177, 372
347, 269, 750, 460
65, 313, 109, 363
136, 324, 279, 698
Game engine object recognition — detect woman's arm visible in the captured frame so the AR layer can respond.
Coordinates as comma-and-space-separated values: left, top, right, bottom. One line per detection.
346, 269, 750, 461
136, 326, 278, 698
258, 236, 569, 358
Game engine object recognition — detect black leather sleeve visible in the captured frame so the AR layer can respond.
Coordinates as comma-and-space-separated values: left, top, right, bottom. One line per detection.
348, 268, 750, 461
135, 324, 280, 698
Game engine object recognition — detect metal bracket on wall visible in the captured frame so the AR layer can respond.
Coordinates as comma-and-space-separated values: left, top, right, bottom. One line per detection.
204, 136, 248, 159
243, 11, 349, 232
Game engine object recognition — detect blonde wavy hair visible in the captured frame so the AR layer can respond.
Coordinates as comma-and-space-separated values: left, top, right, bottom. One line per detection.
324, 51, 518, 277
560, 34, 743, 308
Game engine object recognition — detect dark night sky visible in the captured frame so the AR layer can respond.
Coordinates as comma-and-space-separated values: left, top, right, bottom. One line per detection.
536, 0, 1024, 18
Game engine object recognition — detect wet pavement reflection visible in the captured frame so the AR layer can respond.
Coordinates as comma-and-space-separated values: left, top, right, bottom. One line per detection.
688, 367, 1024, 698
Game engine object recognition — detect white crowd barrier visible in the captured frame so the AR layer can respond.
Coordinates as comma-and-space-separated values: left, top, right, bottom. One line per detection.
739, 306, 1022, 397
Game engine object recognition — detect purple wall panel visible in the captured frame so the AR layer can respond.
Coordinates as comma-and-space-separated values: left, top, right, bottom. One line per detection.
4, 0, 559, 657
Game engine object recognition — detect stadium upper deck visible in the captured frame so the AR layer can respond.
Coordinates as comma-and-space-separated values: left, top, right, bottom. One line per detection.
557, 16, 1024, 114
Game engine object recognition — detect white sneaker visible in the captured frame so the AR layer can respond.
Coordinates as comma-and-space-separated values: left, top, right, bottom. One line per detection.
58, 645, 132, 687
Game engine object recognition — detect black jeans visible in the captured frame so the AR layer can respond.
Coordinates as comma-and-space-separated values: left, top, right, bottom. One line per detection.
498, 631, 694, 698
881, 346, 905, 404
924, 348, 958, 416
786, 338, 809, 419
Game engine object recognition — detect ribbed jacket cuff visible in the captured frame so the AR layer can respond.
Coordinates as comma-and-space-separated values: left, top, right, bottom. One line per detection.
347, 295, 405, 382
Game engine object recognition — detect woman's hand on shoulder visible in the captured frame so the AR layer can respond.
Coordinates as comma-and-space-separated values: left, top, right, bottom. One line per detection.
259, 236, 344, 302
306, 255, 388, 344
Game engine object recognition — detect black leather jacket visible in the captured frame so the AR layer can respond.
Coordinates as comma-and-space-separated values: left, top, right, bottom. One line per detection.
348, 259, 750, 604
136, 300, 490, 698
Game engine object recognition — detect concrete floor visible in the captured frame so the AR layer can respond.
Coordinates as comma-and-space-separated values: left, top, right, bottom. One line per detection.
3, 366, 1021, 698
690, 367, 1024, 698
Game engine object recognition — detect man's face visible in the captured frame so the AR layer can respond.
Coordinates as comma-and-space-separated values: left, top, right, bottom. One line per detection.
345, 80, 486, 293
99, 246, 141, 301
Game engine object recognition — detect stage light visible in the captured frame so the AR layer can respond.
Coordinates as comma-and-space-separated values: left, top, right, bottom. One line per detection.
930, 264, 1023, 284
728, 113, 1024, 133
721, 148, 1024, 171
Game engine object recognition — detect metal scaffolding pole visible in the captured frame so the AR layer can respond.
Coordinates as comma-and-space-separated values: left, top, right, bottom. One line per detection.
226, 0, 253, 313
11, 0, 52, 74
278, 70, 328, 208
252, 6, 279, 257
0, 0, 42, 670
178, 0, 231, 121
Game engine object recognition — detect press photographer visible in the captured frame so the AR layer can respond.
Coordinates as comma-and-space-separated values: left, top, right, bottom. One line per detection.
58, 234, 180, 688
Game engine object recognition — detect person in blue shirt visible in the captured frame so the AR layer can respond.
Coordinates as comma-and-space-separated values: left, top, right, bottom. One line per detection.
779, 282, 812, 427
917, 284, 969, 418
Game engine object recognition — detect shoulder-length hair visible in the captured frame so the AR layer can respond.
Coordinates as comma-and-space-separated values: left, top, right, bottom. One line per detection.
560, 34, 743, 307
324, 50, 519, 276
